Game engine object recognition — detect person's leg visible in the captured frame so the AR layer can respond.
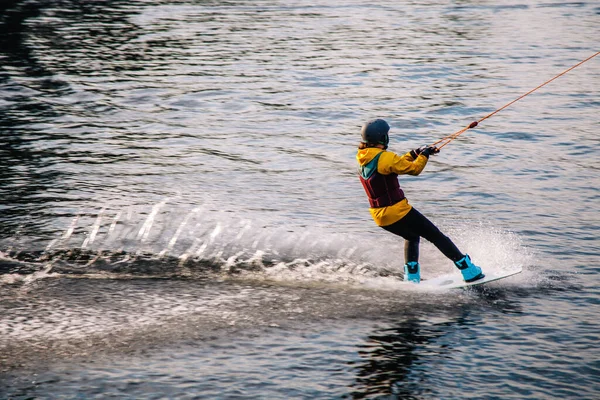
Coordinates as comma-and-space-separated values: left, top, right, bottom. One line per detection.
385, 208, 484, 282
400, 208, 463, 262
382, 218, 421, 282
382, 220, 420, 264
406, 208, 484, 281
404, 237, 419, 263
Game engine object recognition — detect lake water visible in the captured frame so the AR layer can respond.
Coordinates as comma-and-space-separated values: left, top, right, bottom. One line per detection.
1, 0, 599, 398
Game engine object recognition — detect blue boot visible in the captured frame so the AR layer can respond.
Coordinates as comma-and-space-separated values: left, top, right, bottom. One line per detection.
454, 254, 485, 282
404, 261, 421, 283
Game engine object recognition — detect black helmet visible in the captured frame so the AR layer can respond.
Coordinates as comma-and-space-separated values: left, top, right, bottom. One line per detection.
361, 119, 390, 148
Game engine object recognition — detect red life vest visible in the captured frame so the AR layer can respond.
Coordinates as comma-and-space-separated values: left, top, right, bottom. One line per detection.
359, 152, 405, 208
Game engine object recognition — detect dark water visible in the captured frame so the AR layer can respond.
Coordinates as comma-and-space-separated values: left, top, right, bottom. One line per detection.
1, 0, 599, 398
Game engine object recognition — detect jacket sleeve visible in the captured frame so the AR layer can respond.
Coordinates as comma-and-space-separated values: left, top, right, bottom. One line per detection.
378, 151, 428, 176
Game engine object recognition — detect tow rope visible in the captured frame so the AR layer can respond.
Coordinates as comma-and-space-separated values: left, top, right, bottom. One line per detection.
433, 51, 600, 150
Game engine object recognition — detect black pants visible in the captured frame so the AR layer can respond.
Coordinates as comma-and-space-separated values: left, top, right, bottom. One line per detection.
382, 207, 463, 263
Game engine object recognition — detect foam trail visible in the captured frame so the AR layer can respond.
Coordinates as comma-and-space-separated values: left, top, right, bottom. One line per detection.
137, 199, 169, 243
44, 239, 58, 253
234, 220, 252, 241
194, 241, 209, 258
209, 223, 222, 244
22, 263, 55, 285
224, 251, 246, 269
61, 216, 79, 242
82, 207, 106, 249
108, 211, 122, 235
159, 207, 201, 258
179, 237, 202, 264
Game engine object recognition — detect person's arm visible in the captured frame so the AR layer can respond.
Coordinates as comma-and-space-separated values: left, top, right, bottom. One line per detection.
377, 151, 427, 176
379, 146, 439, 176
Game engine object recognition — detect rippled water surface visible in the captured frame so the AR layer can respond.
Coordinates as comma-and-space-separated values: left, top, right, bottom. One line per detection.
1, 0, 599, 398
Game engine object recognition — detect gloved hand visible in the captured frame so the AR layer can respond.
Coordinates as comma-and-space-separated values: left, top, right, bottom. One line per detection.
419, 145, 440, 158
409, 147, 423, 159
410, 145, 439, 159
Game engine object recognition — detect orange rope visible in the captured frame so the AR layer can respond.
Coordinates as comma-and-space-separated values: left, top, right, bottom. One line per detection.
434, 51, 600, 150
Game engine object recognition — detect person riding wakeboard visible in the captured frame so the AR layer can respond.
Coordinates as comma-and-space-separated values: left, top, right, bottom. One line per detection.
356, 118, 484, 283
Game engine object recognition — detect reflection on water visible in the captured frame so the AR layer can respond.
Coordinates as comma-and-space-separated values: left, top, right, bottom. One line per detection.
349, 294, 525, 399
351, 317, 450, 399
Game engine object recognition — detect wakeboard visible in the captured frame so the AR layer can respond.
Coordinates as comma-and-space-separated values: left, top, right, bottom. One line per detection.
417, 267, 523, 290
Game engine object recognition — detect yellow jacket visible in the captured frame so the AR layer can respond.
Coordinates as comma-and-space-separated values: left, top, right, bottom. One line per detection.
356, 147, 429, 226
